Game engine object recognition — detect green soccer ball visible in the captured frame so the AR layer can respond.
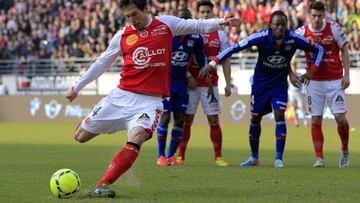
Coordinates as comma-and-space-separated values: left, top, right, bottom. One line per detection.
50, 168, 81, 199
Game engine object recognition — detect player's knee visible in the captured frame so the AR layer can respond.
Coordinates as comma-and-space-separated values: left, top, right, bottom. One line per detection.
207, 115, 219, 125
74, 133, 86, 143
160, 113, 171, 125
174, 119, 184, 128
184, 115, 194, 126
251, 115, 262, 124
335, 114, 348, 126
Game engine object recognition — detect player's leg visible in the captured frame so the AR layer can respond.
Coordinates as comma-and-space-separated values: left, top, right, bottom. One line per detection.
177, 87, 200, 161
167, 111, 185, 166
157, 111, 171, 166
271, 88, 288, 168
240, 90, 271, 167
240, 114, 262, 167
177, 114, 194, 161
90, 92, 162, 198
94, 126, 150, 198
200, 86, 227, 166
307, 81, 326, 167
327, 81, 349, 168
334, 113, 350, 168
296, 92, 308, 127
274, 109, 286, 168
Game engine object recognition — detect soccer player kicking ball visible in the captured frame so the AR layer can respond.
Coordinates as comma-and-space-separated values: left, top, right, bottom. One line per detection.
296, 2, 351, 168
156, 8, 206, 167
200, 10, 324, 168
65, 0, 240, 198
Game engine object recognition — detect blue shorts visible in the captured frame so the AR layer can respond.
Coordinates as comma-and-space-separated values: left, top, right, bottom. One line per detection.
250, 84, 288, 116
163, 81, 188, 113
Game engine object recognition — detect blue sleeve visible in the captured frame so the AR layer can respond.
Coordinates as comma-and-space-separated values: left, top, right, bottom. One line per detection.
215, 30, 266, 63
193, 35, 206, 68
292, 32, 324, 67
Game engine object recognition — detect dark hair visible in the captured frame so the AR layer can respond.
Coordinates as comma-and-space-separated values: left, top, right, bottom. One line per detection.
309, 1, 325, 12
119, 0, 148, 10
178, 8, 192, 19
269, 10, 288, 28
196, 0, 214, 12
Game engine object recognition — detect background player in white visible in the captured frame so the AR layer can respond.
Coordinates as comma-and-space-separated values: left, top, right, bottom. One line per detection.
288, 57, 308, 127
297, 1, 350, 168
177, 0, 232, 167
65, 0, 240, 198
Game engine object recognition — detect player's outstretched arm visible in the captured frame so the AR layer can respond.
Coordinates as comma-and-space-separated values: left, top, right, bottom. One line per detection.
66, 31, 123, 101
157, 16, 240, 37
199, 31, 264, 79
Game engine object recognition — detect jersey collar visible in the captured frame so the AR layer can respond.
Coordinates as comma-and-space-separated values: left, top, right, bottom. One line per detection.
309, 19, 326, 32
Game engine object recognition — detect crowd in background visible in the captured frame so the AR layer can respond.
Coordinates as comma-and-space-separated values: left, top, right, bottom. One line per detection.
0, 0, 359, 62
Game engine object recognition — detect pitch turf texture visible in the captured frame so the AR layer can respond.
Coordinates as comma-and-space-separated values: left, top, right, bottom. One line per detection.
1, 122, 360, 203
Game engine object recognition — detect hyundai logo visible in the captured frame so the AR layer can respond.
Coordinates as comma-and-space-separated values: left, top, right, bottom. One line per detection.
267, 55, 286, 64
172, 51, 188, 62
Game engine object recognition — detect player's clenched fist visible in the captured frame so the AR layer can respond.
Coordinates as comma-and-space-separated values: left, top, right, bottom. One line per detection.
65, 89, 78, 102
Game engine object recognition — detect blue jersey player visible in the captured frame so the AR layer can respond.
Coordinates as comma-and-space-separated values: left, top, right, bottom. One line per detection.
200, 11, 324, 168
156, 8, 206, 166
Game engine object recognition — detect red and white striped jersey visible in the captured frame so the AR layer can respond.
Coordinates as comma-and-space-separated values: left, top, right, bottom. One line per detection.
73, 15, 225, 96
296, 20, 348, 81
188, 30, 230, 86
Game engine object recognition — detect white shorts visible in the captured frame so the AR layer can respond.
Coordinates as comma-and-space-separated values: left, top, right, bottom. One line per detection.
186, 86, 220, 115
81, 88, 163, 136
306, 79, 346, 116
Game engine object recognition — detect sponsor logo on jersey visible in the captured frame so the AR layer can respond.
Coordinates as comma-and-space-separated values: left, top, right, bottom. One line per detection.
151, 25, 168, 36
263, 55, 287, 69
140, 30, 148, 37
137, 113, 150, 125
208, 39, 220, 48
132, 46, 166, 67
126, 34, 138, 46
267, 55, 286, 64
172, 51, 188, 62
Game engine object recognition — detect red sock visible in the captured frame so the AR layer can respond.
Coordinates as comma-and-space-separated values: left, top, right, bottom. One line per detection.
210, 124, 222, 159
311, 124, 324, 159
97, 144, 139, 186
178, 122, 191, 160
338, 124, 349, 152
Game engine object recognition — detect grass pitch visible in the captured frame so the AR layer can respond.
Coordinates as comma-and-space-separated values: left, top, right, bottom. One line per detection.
1, 122, 360, 203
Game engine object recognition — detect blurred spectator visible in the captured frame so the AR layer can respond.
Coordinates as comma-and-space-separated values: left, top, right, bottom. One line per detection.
0, 0, 359, 63
0, 78, 9, 95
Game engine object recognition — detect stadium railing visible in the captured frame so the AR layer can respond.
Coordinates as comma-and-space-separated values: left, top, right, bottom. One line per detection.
0, 51, 359, 75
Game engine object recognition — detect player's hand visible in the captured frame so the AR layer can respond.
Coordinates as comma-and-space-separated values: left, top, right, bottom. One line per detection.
65, 89, 78, 102
220, 17, 241, 27
199, 65, 213, 79
224, 85, 231, 97
342, 74, 350, 89
300, 69, 314, 85
187, 76, 197, 89
289, 72, 301, 88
